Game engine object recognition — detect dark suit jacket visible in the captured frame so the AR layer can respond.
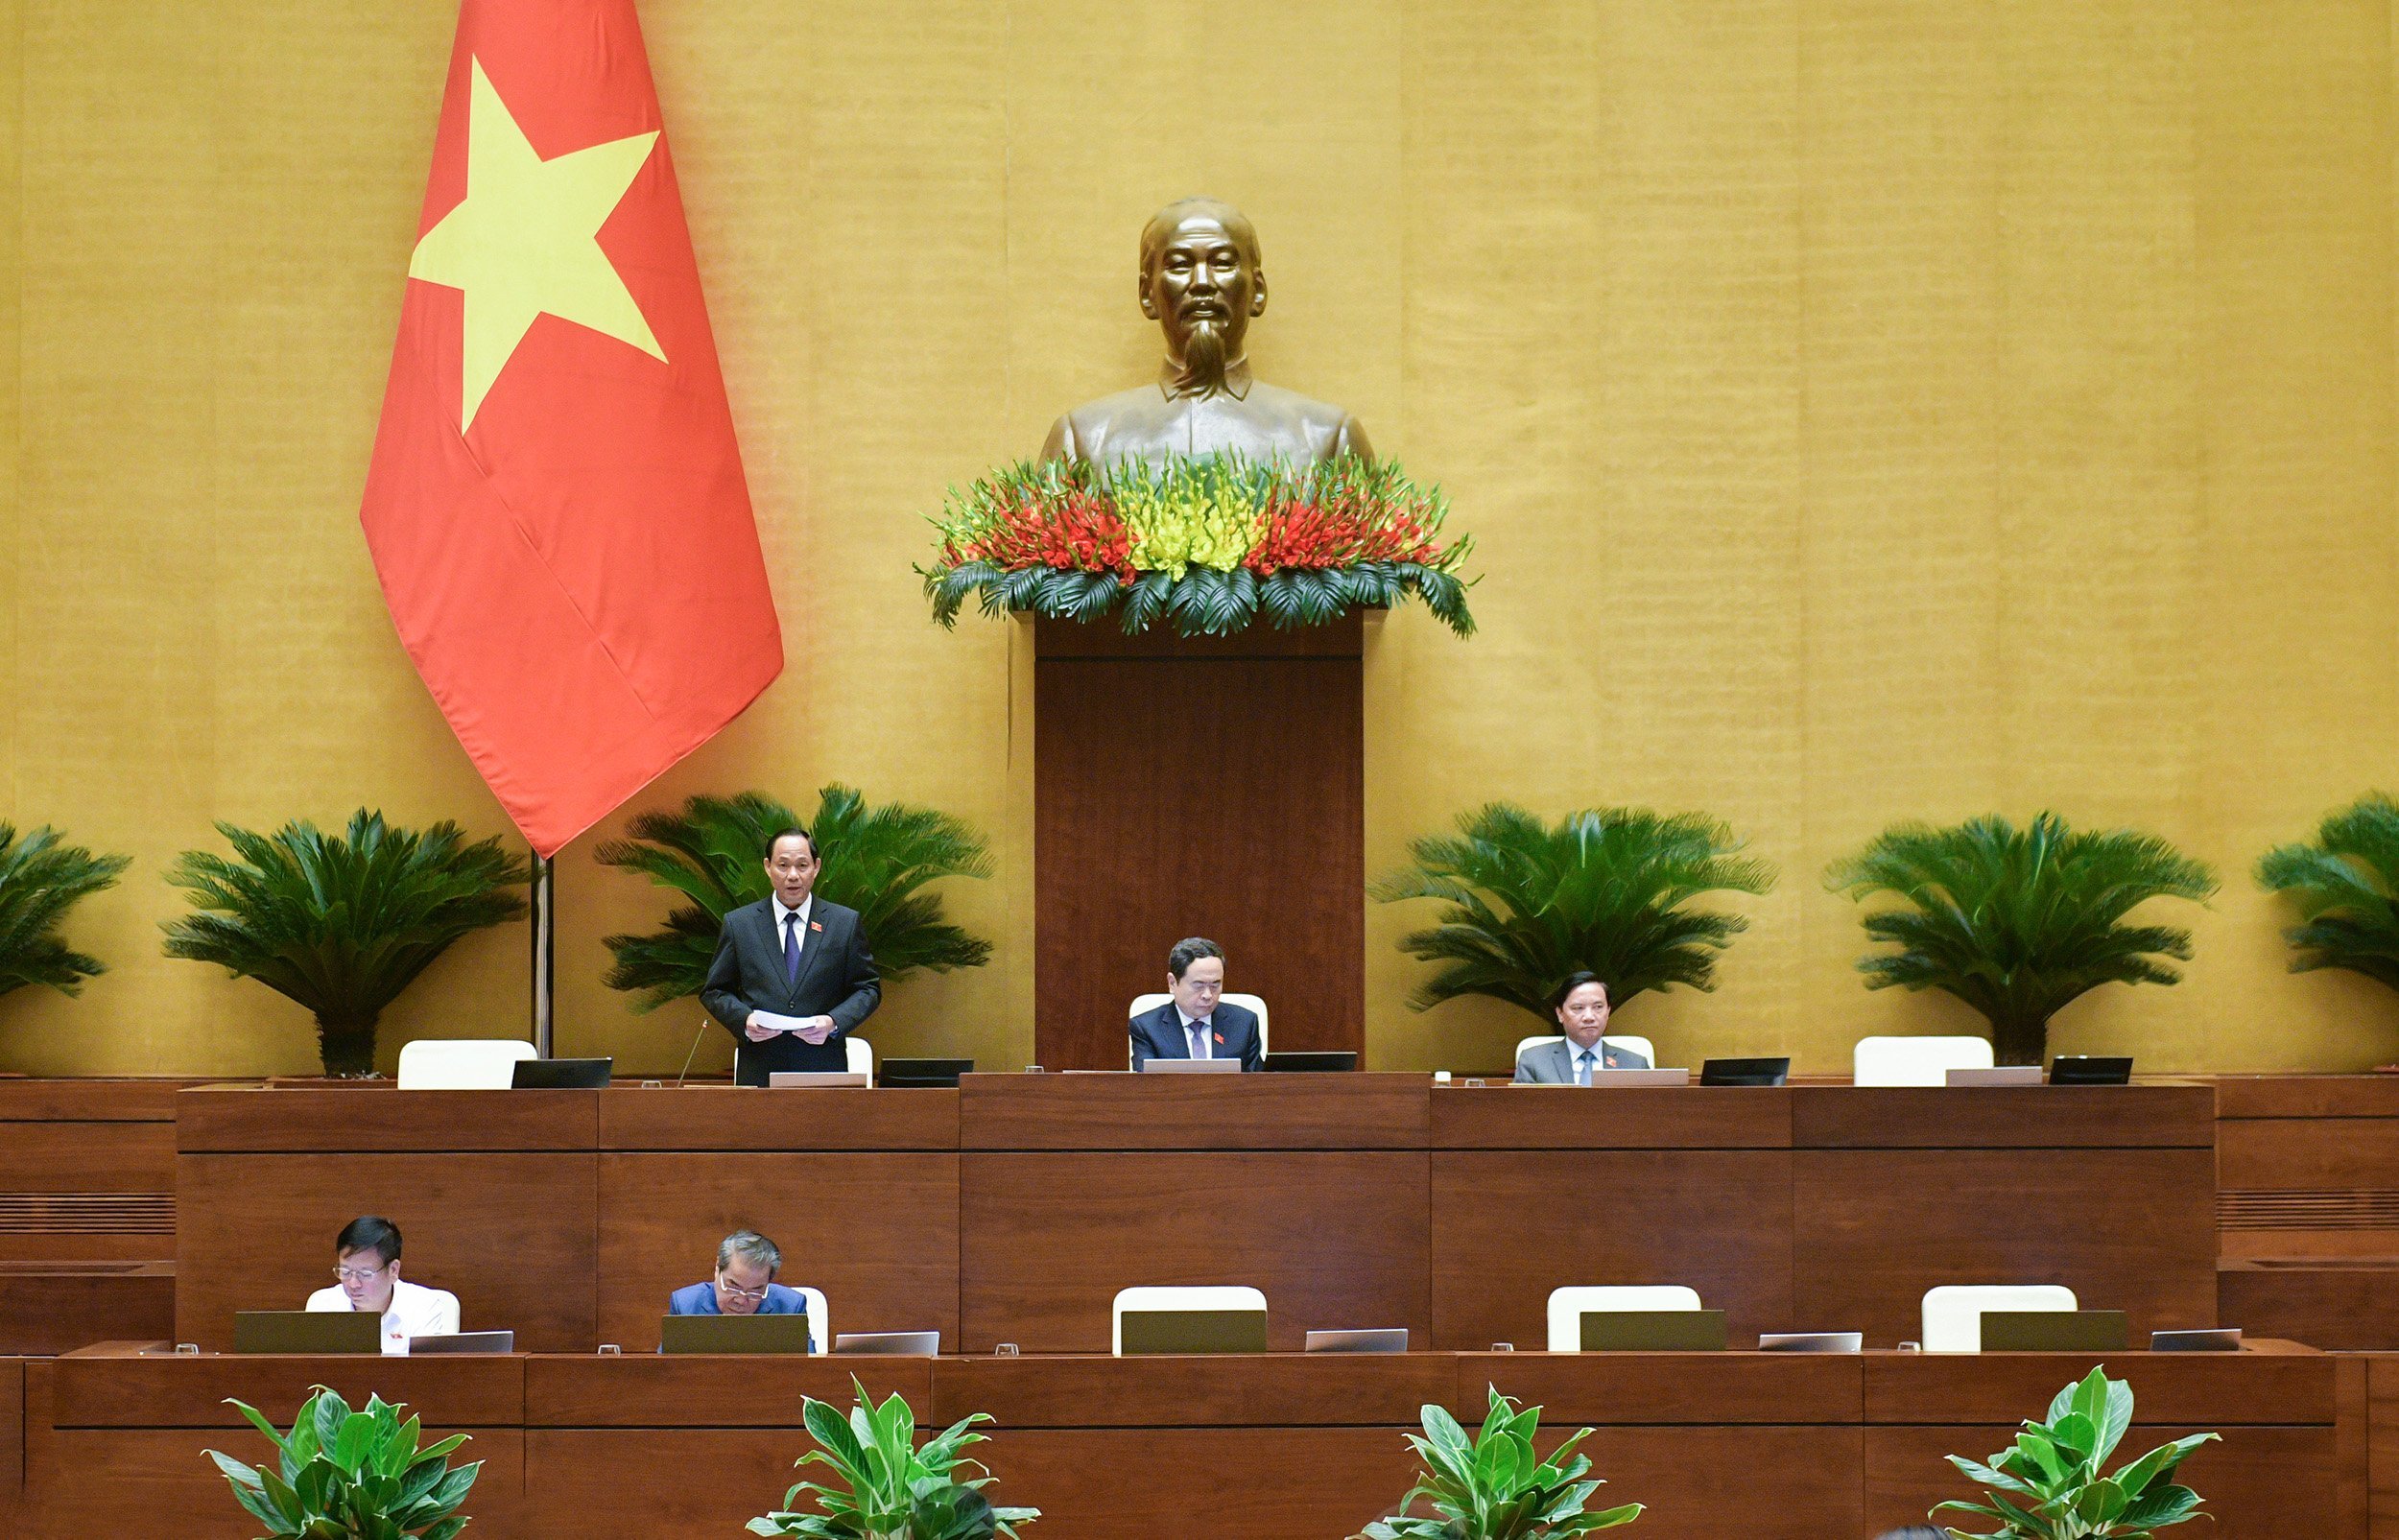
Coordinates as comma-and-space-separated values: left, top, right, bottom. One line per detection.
665, 1281, 808, 1315
1128, 999, 1264, 1073
701, 895, 880, 1085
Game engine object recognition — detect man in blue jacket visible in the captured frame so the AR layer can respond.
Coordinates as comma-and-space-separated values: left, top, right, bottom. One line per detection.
1128, 937, 1264, 1071
668, 1230, 810, 1317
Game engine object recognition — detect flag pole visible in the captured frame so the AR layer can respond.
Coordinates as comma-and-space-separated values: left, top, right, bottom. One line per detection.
531, 853, 556, 1056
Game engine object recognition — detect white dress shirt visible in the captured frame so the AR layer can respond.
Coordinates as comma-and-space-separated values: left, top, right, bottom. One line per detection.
1176, 1008, 1213, 1059
306, 1276, 461, 1356
772, 892, 814, 965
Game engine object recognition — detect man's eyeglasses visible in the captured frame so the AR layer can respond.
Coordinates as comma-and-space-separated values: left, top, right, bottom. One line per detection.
333, 1263, 389, 1284
717, 1275, 772, 1302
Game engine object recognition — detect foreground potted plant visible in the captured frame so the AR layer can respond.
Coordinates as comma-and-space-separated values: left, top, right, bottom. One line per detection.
0, 822, 130, 1001
1357, 1386, 1641, 1538
161, 809, 529, 1077
205, 1385, 480, 1538
1825, 813, 2215, 1066
599, 786, 994, 1012
749, 1378, 1037, 1540
1933, 1365, 2216, 1538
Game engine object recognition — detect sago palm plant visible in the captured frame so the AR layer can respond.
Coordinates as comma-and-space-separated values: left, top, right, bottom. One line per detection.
599, 786, 993, 1011
2256, 793, 2399, 994
162, 810, 530, 1077
1369, 803, 1775, 1022
0, 823, 131, 1000
1825, 812, 2215, 1066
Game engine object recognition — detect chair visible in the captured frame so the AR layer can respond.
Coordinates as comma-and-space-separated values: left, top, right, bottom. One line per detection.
1513, 1035, 1660, 1074
1921, 1284, 2077, 1353
1111, 1285, 1267, 1356
1127, 993, 1270, 1067
1544, 1285, 1702, 1351
846, 1037, 873, 1078
795, 1285, 829, 1354
1853, 1035, 1994, 1088
395, 1039, 537, 1090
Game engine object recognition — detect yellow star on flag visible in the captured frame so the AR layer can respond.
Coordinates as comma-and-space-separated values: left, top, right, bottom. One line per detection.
408, 58, 666, 432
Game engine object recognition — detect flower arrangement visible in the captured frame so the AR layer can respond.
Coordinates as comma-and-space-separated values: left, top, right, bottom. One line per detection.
919, 453, 1476, 637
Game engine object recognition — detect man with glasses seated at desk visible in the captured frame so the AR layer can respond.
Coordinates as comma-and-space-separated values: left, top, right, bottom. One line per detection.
668, 1229, 808, 1316
304, 1215, 460, 1355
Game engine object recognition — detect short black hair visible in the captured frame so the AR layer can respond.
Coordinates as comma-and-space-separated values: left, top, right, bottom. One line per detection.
1167, 936, 1224, 980
336, 1215, 402, 1267
765, 827, 819, 862
1551, 971, 1609, 1012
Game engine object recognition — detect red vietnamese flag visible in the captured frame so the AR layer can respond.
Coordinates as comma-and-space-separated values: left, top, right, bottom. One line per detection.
360, 0, 780, 857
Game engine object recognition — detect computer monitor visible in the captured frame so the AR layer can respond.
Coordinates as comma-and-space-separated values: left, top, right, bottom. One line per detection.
1579, 1310, 1728, 1351
408, 1330, 515, 1355
1117, 1308, 1269, 1354
233, 1310, 382, 1355
832, 1330, 941, 1355
1699, 1056, 1789, 1087
1304, 1328, 1408, 1353
2049, 1055, 2132, 1086
879, 1057, 973, 1088
1262, 1053, 1358, 1074
511, 1057, 613, 1089
658, 1314, 816, 1354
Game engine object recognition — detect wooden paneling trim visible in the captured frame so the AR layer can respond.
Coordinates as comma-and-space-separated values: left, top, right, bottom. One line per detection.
936, 1352, 1452, 1428
961, 1073, 1428, 1149
2211, 1075, 2399, 1121
1863, 1348, 2336, 1426
1430, 1085, 1793, 1149
596, 1086, 960, 1149
37, 1352, 525, 1427
0, 1358, 22, 1528
178, 1086, 599, 1152
2368, 1354, 2399, 1539
1461, 1351, 1862, 1424
1793, 1085, 2215, 1149
0, 1080, 209, 1123
526, 1357, 929, 1426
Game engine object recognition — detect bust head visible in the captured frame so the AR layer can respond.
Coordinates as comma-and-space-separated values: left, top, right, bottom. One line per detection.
1137, 198, 1267, 398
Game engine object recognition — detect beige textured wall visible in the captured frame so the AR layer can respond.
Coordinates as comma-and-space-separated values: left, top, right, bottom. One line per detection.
1, 0, 2394, 1078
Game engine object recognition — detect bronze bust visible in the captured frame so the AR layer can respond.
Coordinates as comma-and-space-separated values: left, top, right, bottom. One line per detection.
1042, 198, 1373, 471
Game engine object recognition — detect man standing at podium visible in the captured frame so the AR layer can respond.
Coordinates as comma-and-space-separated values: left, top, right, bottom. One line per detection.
1129, 937, 1264, 1071
702, 828, 880, 1085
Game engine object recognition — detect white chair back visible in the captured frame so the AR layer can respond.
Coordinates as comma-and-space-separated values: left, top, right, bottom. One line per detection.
395, 1039, 537, 1090
1111, 1285, 1267, 1356
795, 1285, 829, 1354
1513, 1035, 1660, 1071
1853, 1035, 1994, 1087
846, 1037, 873, 1078
1128, 993, 1270, 1066
1920, 1284, 2078, 1353
1544, 1285, 1703, 1351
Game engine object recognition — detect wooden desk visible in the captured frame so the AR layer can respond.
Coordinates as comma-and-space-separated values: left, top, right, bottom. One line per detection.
2214, 1075, 2399, 1350
0, 1080, 191, 1353
959, 1074, 1431, 1352
13, 1346, 2360, 1540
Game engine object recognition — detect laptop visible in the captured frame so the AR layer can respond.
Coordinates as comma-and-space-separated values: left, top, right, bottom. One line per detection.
1262, 1053, 1358, 1074
1580, 1310, 1729, 1351
832, 1330, 941, 1355
1947, 1066, 2044, 1087
408, 1330, 515, 1355
1304, 1328, 1408, 1353
1759, 1331, 1863, 1353
1118, 1308, 1269, 1354
1139, 1058, 1240, 1075
1979, 1310, 2130, 1352
766, 1071, 870, 1088
1699, 1057, 1790, 1087
511, 1057, 612, 1089
2049, 1056, 2133, 1086
658, 1313, 817, 1354
878, 1058, 973, 1088
2151, 1327, 2242, 1352
233, 1310, 382, 1355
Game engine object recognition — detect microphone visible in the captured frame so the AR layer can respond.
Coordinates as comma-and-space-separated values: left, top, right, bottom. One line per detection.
676, 1014, 712, 1087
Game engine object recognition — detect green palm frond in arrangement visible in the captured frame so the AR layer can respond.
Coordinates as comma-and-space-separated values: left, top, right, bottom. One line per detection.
1826, 812, 2215, 1066
598, 786, 993, 1012
161, 810, 530, 1077
0, 824, 131, 1000
1369, 802, 1776, 1022
2257, 793, 2399, 994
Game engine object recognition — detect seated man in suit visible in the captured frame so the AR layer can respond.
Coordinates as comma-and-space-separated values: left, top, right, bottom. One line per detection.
1129, 936, 1264, 1071
304, 1215, 460, 1355
667, 1229, 810, 1317
1514, 971, 1651, 1084
701, 826, 881, 1086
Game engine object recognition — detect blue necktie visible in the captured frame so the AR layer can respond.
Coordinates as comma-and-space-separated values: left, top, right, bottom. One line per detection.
1577, 1049, 1596, 1086
783, 912, 800, 984
1189, 1020, 1209, 1059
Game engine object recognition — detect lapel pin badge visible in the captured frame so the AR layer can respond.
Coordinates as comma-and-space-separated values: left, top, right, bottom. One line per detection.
809, 920, 822, 933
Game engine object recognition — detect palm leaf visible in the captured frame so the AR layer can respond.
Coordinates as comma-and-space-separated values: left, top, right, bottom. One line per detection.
2258, 793, 2399, 999
1371, 802, 1775, 1023
1826, 812, 2214, 1066
600, 786, 993, 1011
0, 823, 131, 1000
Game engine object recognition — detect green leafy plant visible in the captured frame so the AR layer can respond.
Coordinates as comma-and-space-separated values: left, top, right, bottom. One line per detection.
1369, 803, 1775, 1022
1934, 1365, 2216, 1538
162, 810, 530, 1077
2257, 792, 2399, 994
918, 453, 1477, 637
748, 1377, 1036, 1540
1358, 1386, 1640, 1539
0, 823, 131, 1000
600, 786, 994, 1011
1826, 813, 2215, 1066
206, 1385, 481, 1539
